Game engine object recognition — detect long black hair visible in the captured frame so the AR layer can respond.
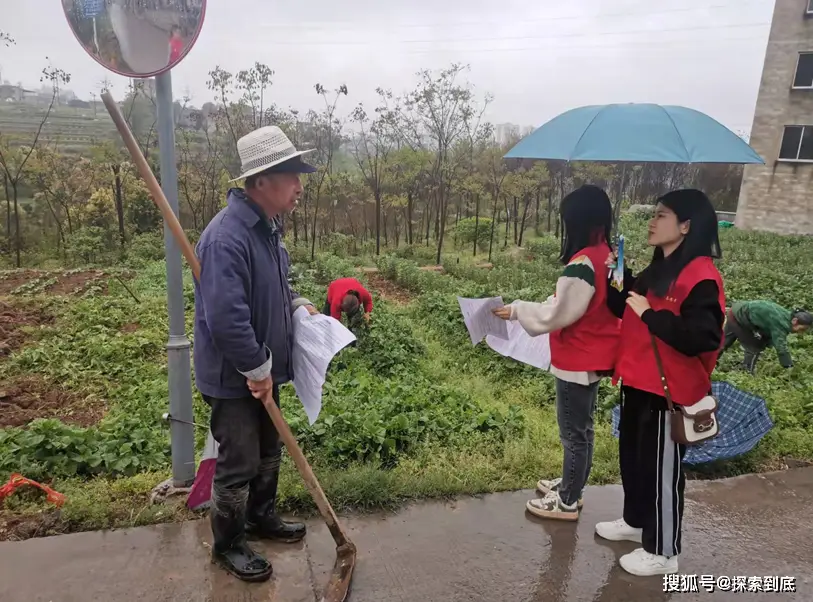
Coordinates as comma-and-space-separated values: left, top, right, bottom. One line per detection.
636, 189, 721, 298
559, 185, 614, 264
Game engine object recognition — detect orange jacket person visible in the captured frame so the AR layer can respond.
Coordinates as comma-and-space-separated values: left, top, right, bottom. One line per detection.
169, 27, 184, 64
323, 277, 373, 323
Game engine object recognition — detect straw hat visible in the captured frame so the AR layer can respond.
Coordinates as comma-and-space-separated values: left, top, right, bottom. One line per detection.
229, 126, 316, 182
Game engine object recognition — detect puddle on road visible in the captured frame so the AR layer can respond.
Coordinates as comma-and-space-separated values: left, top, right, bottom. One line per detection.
195, 520, 316, 602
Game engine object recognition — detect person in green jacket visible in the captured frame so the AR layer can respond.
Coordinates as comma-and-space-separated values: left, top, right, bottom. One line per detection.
720, 300, 812, 373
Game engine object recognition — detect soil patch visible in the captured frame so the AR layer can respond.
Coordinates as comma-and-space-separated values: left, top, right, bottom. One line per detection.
0, 269, 117, 297
365, 272, 414, 305
120, 322, 141, 334
0, 270, 44, 296
0, 494, 197, 542
0, 511, 63, 541
0, 376, 105, 428
0, 301, 53, 357
46, 271, 108, 296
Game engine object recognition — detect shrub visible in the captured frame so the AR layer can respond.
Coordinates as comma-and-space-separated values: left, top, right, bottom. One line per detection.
454, 217, 494, 252
126, 232, 165, 267
66, 227, 108, 265
322, 232, 355, 258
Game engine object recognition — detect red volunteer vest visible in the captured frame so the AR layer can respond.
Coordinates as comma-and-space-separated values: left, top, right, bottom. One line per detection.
613, 257, 725, 406
549, 243, 621, 372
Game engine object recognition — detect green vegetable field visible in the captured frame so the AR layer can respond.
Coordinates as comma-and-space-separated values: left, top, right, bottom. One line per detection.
1, 214, 812, 540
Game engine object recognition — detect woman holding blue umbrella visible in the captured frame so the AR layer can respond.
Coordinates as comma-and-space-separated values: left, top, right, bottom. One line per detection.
596, 189, 725, 577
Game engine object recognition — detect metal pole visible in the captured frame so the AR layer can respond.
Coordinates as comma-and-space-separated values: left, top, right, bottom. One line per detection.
155, 70, 195, 487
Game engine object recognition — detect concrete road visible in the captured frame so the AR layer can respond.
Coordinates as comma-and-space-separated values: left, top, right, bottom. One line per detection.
0, 468, 810, 601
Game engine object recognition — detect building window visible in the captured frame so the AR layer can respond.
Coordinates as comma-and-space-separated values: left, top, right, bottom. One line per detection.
794, 53, 813, 88
778, 125, 813, 162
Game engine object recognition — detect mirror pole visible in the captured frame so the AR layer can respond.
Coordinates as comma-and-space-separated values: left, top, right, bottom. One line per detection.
155, 70, 196, 487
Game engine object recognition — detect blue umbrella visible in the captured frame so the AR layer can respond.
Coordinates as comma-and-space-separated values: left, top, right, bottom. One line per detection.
610, 381, 774, 465
504, 103, 764, 164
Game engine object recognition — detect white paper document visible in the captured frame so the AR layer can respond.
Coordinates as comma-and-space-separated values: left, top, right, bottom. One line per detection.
457, 296, 510, 345
485, 320, 552, 371
291, 306, 357, 424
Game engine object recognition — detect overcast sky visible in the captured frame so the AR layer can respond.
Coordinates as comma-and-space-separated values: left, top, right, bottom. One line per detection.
2, 0, 774, 134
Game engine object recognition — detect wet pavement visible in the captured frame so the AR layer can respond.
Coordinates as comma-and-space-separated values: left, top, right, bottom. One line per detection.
0, 468, 810, 601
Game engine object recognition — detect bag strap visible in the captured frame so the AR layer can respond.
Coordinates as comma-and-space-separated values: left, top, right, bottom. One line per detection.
650, 334, 676, 413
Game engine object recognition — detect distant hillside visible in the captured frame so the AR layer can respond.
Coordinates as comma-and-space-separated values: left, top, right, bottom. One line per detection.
0, 102, 118, 153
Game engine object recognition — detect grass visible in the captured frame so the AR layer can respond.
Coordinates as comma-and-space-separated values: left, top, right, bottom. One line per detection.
1, 215, 812, 539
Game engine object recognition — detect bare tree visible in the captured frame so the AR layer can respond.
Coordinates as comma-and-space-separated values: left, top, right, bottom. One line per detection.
30, 147, 98, 254
350, 101, 393, 255
1, 31, 15, 246
206, 63, 277, 175
92, 77, 140, 251
386, 146, 431, 246
177, 125, 225, 230
236, 63, 274, 132
98, 76, 112, 93
0, 62, 71, 267
307, 83, 348, 260
482, 146, 509, 262
461, 102, 492, 256
121, 79, 158, 160
380, 64, 489, 264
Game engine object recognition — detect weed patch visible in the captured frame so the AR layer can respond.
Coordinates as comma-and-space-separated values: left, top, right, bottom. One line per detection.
2, 223, 813, 539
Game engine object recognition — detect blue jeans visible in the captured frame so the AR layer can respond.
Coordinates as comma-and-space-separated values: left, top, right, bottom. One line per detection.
555, 377, 599, 506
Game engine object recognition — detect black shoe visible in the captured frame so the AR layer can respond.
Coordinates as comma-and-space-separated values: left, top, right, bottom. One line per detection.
211, 484, 274, 582
211, 539, 273, 582
246, 514, 307, 543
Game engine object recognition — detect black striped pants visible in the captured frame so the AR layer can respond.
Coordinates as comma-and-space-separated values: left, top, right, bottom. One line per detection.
619, 386, 687, 558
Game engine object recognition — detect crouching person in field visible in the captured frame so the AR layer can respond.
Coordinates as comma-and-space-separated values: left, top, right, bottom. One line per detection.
492, 185, 621, 521
719, 300, 812, 373
193, 126, 320, 582
323, 277, 373, 327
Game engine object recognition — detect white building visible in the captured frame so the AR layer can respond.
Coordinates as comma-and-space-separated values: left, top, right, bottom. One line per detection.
494, 122, 520, 145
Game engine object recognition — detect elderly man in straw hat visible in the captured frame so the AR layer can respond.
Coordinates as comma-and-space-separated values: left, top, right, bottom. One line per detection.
193, 125, 320, 582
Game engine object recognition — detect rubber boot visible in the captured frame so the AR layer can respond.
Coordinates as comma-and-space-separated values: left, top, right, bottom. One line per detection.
245, 454, 306, 543
210, 484, 273, 582
742, 350, 760, 374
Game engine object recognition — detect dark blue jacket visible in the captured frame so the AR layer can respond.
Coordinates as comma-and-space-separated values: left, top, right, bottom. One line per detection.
193, 188, 311, 399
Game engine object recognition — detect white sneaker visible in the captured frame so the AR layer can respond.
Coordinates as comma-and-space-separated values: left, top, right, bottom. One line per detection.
536, 478, 584, 509
595, 518, 643, 543
620, 548, 679, 576
526, 492, 579, 522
